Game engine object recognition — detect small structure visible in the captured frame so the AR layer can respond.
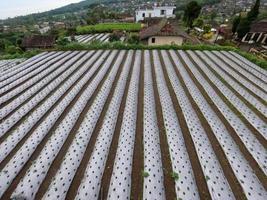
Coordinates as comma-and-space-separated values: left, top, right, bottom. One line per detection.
22, 35, 55, 50
140, 19, 191, 46
242, 20, 267, 44
135, 5, 176, 22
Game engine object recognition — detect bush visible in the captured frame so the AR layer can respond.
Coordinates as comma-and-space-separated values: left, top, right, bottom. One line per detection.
127, 34, 140, 44
5, 45, 23, 54
56, 37, 70, 46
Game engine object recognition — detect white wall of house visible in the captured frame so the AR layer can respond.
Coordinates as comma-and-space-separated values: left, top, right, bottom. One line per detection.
147, 36, 184, 46
135, 6, 176, 22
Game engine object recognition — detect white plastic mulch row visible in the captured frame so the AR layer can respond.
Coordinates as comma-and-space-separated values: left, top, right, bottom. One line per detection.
195, 51, 267, 139
42, 51, 126, 200
142, 50, 165, 200
229, 51, 267, 77
152, 50, 199, 200
9, 50, 118, 200
75, 34, 111, 44
0, 58, 25, 73
204, 51, 267, 101
221, 51, 267, 84
212, 51, 267, 92
0, 51, 71, 95
164, 50, 235, 200
107, 51, 141, 200
175, 50, 266, 200
0, 51, 88, 135
187, 50, 267, 176
0, 52, 57, 84
0, 51, 110, 198
75, 51, 132, 200
0, 51, 93, 119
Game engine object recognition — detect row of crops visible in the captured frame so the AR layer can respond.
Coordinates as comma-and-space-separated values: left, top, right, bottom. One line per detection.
0, 59, 25, 73
0, 50, 266, 200
76, 23, 142, 34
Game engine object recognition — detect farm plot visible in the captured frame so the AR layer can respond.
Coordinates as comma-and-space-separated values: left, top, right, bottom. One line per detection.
68, 34, 125, 44
0, 58, 26, 73
0, 50, 266, 200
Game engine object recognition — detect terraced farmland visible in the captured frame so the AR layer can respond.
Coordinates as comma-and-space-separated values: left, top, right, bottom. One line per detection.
0, 50, 266, 200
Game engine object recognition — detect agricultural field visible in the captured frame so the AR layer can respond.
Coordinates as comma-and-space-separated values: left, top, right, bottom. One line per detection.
0, 58, 25, 73
0, 50, 266, 200
76, 23, 142, 34
68, 34, 125, 44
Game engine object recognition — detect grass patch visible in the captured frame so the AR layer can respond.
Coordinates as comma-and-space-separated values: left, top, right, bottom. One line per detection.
0, 50, 41, 60
76, 23, 141, 34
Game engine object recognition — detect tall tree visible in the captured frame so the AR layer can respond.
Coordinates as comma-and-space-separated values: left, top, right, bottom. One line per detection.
232, 15, 241, 34
247, 0, 260, 21
183, 1, 202, 28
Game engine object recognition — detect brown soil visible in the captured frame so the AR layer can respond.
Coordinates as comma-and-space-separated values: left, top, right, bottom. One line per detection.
159, 51, 212, 200
150, 50, 177, 199
98, 51, 135, 200
186, 51, 267, 190
0, 52, 73, 98
211, 52, 267, 94
0, 50, 111, 200
175, 51, 247, 200
0, 51, 88, 121
196, 52, 267, 150
204, 52, 267, 106
130, 50, 144, 200
65, 50, 127, 200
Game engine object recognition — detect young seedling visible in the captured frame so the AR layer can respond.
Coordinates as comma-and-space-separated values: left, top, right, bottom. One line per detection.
142, 171, 149, 178
205, 175, 210, 181
171, 172, 179, 181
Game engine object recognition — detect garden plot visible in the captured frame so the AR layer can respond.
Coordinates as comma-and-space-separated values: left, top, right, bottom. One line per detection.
0, 50, 266, 200
70, 34, 111, 44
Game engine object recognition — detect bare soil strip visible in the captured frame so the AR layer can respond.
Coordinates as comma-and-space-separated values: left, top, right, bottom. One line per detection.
175, 51, 247, 200
130, 51, 144, 200
98, 51, 135, 200
159, 51, 212, 200
150, 50, 177, 199
0, 51, 89, 120
65, 51, 127, 200
204, 52, 267, 106
194, 53, 267, 150
0, 51, 112, 200
0, 52, 72, 96
186, 52, 267, 189
211, 52, 267, 93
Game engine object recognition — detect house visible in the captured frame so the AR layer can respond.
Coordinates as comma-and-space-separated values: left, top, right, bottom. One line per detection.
242, 20, 267, 45
22, 35, 55, 50
135, 5, 176, 22
140, 19, 192, 46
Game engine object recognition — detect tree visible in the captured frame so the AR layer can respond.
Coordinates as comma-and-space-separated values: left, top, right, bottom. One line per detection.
183, 1, 202, 28
237, 18, 251, 39
194, 18, 204, 28
232, 15, 241, 34
247, 0, 260, 21
203, 24, 212, 34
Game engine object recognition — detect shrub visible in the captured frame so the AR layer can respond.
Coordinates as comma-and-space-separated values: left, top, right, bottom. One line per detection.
56, 37, 70, 46
127, 34, 140, 44
109, 31, 122, 42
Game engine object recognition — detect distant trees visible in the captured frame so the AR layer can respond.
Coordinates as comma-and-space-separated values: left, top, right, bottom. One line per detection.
183, 1, 202, 28
234, 0, 261, 39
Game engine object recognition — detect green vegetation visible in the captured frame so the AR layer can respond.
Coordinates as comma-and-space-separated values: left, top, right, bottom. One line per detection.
76, 23, 141, 34
142, 171, 149, 178
171, 172, 179, 181
183, 1, 202, 28
236, 0, 260, 38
